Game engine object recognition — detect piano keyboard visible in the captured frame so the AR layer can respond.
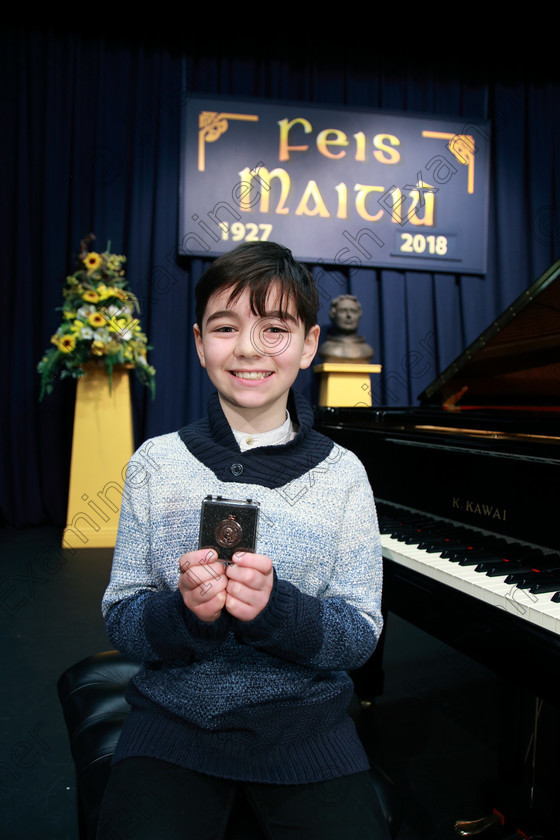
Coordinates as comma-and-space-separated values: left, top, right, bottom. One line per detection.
377, 500, 560, 637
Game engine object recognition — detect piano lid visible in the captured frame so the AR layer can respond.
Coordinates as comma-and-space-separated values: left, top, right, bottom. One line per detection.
419, 257, 560, 410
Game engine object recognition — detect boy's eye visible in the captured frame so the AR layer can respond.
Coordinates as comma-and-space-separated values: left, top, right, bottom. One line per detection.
263, 323, 289, 333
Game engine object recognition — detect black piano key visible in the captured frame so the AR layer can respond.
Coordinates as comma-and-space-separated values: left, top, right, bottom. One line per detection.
505, 569, 559, 584
529, 579, 560, 594
416, 525, 477, 547
418, 540, 458, 552
393, 533, 423, 543
508, 567, 560, 592
478, 562, 533, 575
379, 523, 395, 534
452, 538, 515, 560
510, 577, 560, 593
514, 562, 560, 585
444, 540, 502, 558
423, 543, 473, 554
463, 554, 507, 567
441, 546, 485, 558
388, 516, 439, 528
482, 552, 550, 574
393, 527, 448, 543
504, 557, 560, 584
486, 564, 533, 578
471, 545, 549, 571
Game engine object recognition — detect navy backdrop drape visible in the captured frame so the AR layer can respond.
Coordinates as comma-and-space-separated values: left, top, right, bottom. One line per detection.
2, 27, 559, 528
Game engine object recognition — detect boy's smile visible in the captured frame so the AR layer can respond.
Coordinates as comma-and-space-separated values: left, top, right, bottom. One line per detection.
232, 371, 272, 379
193, 285, 320, 433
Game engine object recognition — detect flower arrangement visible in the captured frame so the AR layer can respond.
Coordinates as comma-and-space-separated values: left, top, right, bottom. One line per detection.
38, 234, 156, 400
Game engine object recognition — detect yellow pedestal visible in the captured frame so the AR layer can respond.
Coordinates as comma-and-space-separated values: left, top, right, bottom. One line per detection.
63, 366, 134, 549
314, 363, 382, 407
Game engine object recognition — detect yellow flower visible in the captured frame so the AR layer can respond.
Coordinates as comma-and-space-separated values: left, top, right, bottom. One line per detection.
82, 290, 100, 303
96, 284, 112, 300
58, 335, 76, 353
105, 254, 126, 272
91, 340, 106, 356
89, 312, 107, 328
63, 310, 76, 320
84, 252, 102, 272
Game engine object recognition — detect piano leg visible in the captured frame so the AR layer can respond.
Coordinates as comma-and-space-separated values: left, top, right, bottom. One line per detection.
454, 686, 558, 839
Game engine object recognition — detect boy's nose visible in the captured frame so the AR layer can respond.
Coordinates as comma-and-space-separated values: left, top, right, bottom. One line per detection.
233, 327, 261, 358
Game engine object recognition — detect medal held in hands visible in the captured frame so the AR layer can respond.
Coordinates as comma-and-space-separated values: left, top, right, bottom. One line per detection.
198, 496, 260, 563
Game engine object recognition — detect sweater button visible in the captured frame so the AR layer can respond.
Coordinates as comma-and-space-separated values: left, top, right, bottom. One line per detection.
230, 463, 244, 476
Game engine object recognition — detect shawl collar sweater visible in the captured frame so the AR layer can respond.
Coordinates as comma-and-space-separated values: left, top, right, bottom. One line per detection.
178, 390, 334, 488
102, 390, 383, 784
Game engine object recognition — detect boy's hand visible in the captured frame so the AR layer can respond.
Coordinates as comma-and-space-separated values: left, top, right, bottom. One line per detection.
224, 552, 274, 622
178, 548, 227, 623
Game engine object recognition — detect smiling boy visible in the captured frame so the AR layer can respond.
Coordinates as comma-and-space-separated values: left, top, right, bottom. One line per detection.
194, 277, 318, 432
98, 242, 388, 839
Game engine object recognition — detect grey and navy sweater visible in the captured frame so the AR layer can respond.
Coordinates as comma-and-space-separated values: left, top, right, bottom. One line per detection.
102, 390, 383, 784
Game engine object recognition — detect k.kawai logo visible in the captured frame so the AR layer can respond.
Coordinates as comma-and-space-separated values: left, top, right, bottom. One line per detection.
452, 497, 507, 521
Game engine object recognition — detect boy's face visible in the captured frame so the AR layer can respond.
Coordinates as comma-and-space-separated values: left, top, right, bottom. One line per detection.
193, 284, 320, 432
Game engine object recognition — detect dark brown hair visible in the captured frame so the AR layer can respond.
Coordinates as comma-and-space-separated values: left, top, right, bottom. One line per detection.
195, 242, 319, 334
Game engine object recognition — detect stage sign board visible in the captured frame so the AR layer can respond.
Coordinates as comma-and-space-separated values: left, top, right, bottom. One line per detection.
179, 96, 490, 274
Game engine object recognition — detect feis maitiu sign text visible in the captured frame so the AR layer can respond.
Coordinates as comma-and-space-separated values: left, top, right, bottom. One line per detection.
179, 97, 490, 274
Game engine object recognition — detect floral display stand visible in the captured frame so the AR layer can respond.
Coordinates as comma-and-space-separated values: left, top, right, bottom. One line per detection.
36, 235, 155, 549
313, 362, 382, 407
64, 365, 134, 549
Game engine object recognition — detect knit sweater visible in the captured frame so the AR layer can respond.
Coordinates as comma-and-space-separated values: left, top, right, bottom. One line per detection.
101, 390, 383, 784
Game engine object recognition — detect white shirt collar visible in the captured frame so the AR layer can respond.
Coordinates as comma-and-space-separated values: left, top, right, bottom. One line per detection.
232, 411, 297, 451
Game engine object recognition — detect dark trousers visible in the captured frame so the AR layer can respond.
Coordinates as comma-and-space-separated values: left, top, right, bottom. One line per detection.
96, 757, 391, 840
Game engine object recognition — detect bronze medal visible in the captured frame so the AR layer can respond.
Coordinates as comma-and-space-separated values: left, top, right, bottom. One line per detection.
214, 514, 243, 549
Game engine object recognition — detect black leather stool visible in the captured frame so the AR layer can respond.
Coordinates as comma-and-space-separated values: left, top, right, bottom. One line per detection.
58, 651, 401, 839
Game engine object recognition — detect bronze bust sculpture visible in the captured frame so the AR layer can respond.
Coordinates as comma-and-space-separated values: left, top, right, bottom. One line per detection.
318, 295, 375, 363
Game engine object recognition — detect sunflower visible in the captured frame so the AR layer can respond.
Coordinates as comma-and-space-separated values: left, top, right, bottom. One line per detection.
82, 290, 100, 303
37, 237, 155, 401
89, 312, 107, 329
84, 252, 102, 272
58, 335, 76, 353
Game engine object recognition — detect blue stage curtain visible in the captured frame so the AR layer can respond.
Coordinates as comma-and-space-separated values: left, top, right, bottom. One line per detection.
2, 27, 559, 526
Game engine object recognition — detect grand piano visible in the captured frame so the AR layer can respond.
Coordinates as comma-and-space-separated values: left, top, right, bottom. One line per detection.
314, 257, 560, 837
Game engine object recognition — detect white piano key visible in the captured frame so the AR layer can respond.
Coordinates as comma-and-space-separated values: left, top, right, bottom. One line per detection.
380, 529, 560, 637
382, 539, 481, 596
527, 595, 560, 635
